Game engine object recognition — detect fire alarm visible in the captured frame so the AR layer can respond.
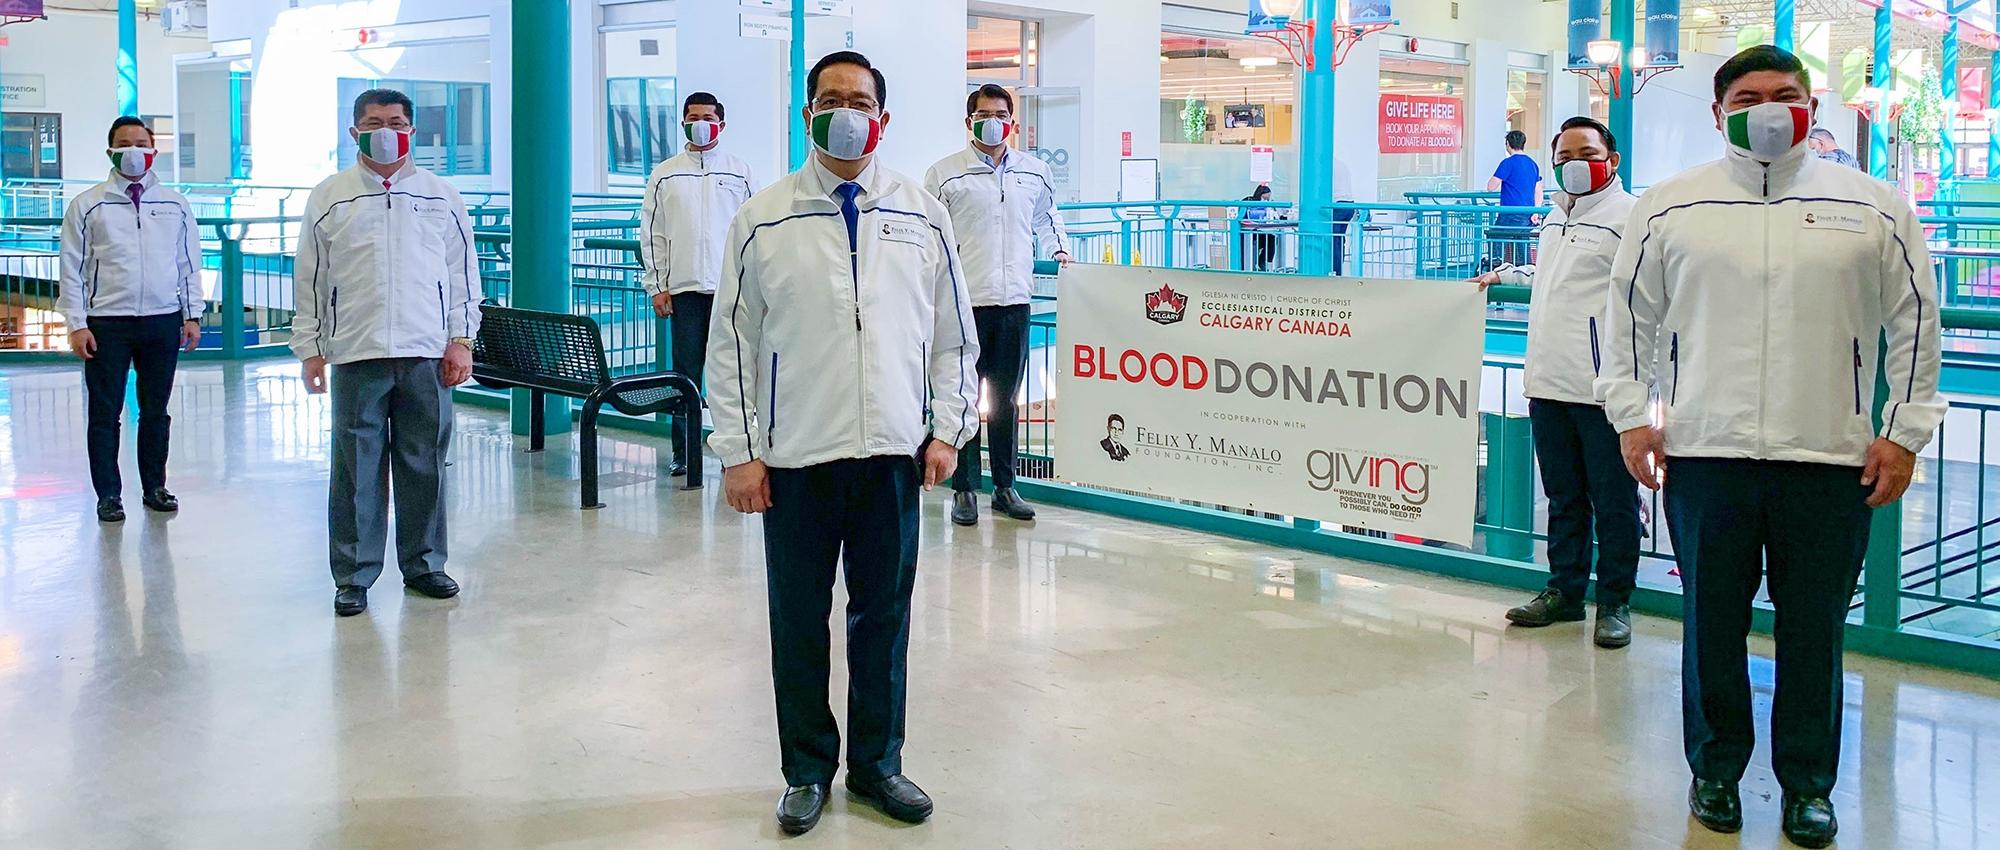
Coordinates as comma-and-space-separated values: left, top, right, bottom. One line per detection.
1405, 37, 1421, 53
358, 28, 375, 45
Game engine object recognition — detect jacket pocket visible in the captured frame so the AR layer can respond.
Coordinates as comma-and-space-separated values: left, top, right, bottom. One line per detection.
1587, 317, 1601, 375
1669, 332, 1680, 406
766, 351, 779, 449
87, 260, 101, 309
328, 288, 340, 340
437, 281, 447, 332
1852, 337, 1864, 415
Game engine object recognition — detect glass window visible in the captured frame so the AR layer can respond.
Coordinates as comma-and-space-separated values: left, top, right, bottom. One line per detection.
969, 15, 1038, 86
1158, 33, 1299, 201
1377, 55, 1469, 200
606, 76, 677, 176
1, 113, 61, 180
335, 77, 492, 176
1507, 69, 1546, 154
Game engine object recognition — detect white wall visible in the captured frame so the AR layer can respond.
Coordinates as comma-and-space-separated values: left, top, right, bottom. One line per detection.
852, 0, 971, 181
676, 1, 786, 190
1629, 51, 1728, 187
0, 10, 207, 182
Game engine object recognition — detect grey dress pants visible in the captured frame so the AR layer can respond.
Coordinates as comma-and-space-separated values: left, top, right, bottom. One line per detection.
328, 357, 452, 589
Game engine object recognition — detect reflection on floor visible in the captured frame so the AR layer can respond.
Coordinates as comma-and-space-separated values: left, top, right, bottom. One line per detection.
1, 362, 1997, 849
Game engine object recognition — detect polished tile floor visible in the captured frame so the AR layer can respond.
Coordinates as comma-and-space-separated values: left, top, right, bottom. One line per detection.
2, 362, 1998, 849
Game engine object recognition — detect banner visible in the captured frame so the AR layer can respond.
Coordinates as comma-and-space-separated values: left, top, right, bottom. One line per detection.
1644, 0, 1680, 68
1349, 1, 1395, 25
0, 0, 43, 16
1246, 0, 1289, 32
1567, 0, 1603, 69
1378, 94, 1463, 153
1054, 266, 1484, 545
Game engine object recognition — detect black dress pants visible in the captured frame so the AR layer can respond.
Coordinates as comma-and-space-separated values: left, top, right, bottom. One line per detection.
1528, 398, 1641, 606
951, 303, 1031, 493
83, 312, 184, 499
669, 291, 714, 463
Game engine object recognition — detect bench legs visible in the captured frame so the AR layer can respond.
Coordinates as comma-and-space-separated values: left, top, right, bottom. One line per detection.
679, 399, 704, 491
579, 391, 607, 510
527, 389, 547, 453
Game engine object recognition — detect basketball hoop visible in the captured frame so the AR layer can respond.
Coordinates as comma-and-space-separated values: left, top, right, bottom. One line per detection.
1252, 20, 1389, 71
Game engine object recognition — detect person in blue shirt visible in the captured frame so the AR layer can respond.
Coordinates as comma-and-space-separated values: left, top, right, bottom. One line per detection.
1487, 130, 1542, 267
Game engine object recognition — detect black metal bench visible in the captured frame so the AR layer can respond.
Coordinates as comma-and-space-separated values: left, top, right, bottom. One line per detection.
471, 304, 703, 509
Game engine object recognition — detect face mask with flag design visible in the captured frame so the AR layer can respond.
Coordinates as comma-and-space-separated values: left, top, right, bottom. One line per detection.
1554, 158, 1614, 196
809, 108, 882, 161
356, 127, 413, 165
683, 120, 721, 147
1723, 101, 1811, 162
972, 118, 1013, 147
109, 147, 156, 178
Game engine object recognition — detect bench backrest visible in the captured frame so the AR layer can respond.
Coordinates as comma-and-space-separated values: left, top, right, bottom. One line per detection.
472, 304, 610, 395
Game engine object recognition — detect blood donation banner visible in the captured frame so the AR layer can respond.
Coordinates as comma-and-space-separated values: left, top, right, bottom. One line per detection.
1053, 265, 1484, 545
1378, 94, 1463, 153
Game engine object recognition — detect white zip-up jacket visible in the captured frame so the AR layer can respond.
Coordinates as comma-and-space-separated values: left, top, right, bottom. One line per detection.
640, 146, 756, 296
58, 171, 204, 330
1497, 181, 1638, 404
1595, 145, 1945, 466
924, 145, 1068, 307
289, 163, 481, 365
706, 157, 981, 469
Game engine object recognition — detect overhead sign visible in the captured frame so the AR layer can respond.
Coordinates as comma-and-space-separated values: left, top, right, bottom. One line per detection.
741, 0, 848, 13
1055, 265, 1483, 545
1566, 0, 1602, 69
740, 12, 792, 40
1246, 0, 1291, 33
1349, 1, 1395, 25
1378, 94, 1462, 153
1644, 0, 1681, 68
1, 73, 45, 108
0, 0, 44, 17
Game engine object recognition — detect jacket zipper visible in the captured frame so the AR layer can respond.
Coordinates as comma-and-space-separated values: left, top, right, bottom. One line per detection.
849, 206, 869, 451
88, 260, 100, 309
384, 191, 395, 351
1669, 333, 1680, 405
437, 280, 446, 331
329, 288, 341, 339
1756, 166, 1772, 455
1588, 317, 1601, 375
1853, 338, 1864, 415
768, 351, 779, 448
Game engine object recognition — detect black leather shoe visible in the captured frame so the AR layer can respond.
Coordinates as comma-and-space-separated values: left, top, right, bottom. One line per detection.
141, 487, 179, 513
992, 487, 1037, 521
669, 459, 689, 477
846, 773, 933, 824
334, 586, 368, 617
776, 783, 829, 835
1594, 604, 1633, 648
404, 572, 460, 599
97, 497, 125, 523
1688, 779, 1743, 834
1506, 588, 1586, 626
1782, 795, 1837, 848
951, 491, 979, 526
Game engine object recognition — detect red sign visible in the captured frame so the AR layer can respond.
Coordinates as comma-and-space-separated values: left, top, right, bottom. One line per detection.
1378, 94, 1464, 154
1960, 68, 1989, 117
1121, 131, 1133, 157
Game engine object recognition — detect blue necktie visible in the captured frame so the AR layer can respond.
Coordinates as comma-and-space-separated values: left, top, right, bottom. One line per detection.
835, 181, 862, 254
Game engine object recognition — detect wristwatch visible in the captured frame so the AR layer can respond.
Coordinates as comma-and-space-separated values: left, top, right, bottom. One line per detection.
449, 337, 475, 350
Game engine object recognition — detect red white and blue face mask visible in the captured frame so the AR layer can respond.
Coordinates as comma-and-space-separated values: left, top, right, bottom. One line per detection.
356, 127, 413, 165
109, 147, 156, 178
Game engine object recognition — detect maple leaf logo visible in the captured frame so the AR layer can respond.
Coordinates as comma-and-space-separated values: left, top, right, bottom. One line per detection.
1144, 283, 1188, 326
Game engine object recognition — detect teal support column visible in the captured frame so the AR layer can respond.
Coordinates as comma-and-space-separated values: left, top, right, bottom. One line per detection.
1942, 13, 1960, 189
1295, 0, 1339, 278
510, 0, 573, 437
117, 0, 138, 116
1871, 3, 1892, 180
1609, 0, 1636, 187
220, 230, 244, 356
1775, 0, 1796, 52
1481, 412, 1536, 562
1862, 333, 1904, 628
789, 0, 808, 170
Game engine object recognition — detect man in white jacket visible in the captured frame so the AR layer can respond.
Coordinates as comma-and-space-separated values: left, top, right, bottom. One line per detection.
291, 89, 481, 618
640, 91, 756, 477
1596, 47, 1944, 849
925, 83, 1069, 527
59, 116, 205, 523
706, 51, 978, 836
1475, 116, 1641, 649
